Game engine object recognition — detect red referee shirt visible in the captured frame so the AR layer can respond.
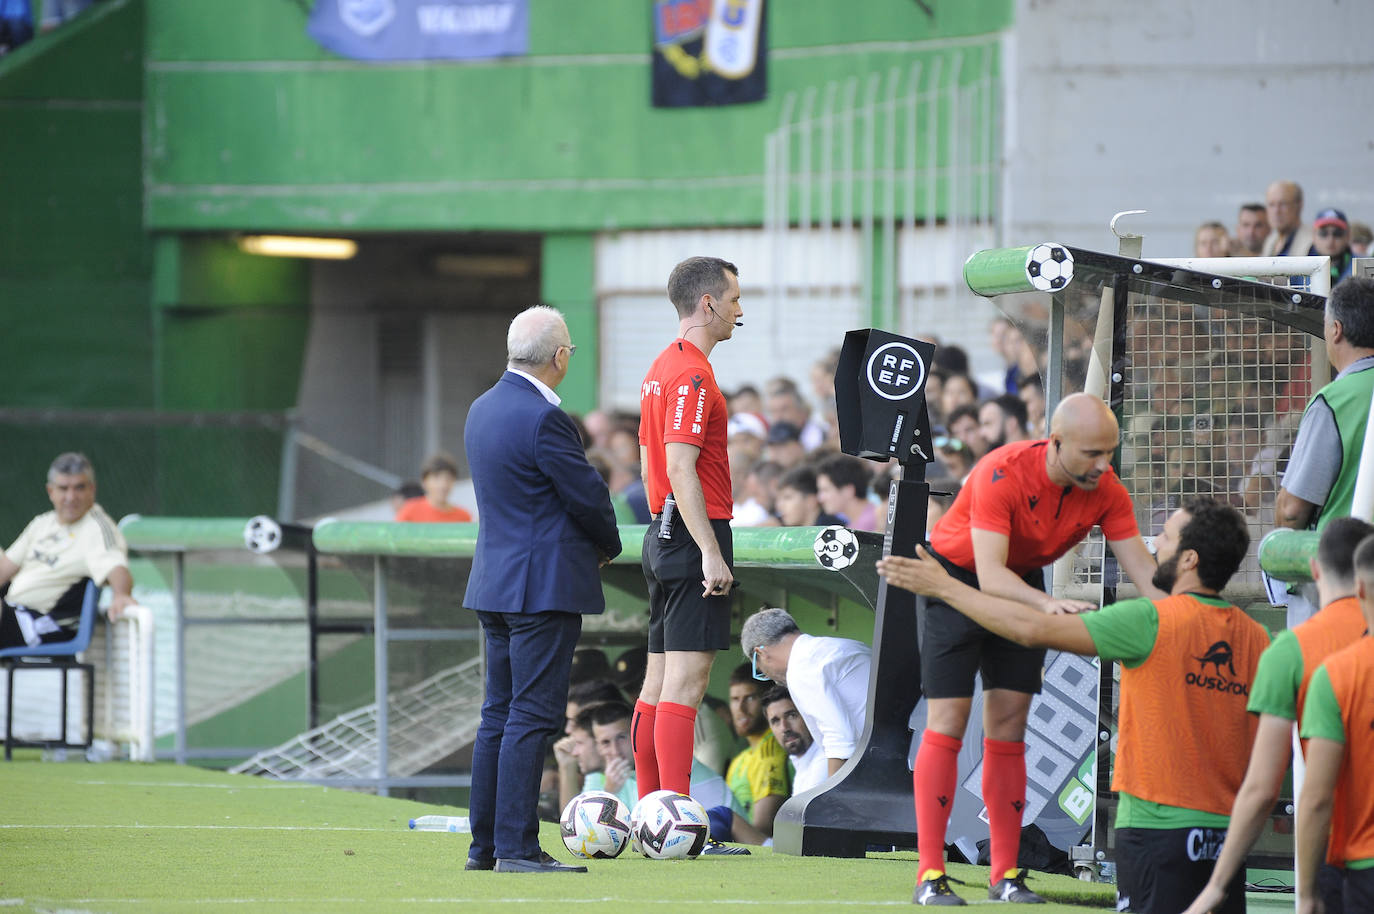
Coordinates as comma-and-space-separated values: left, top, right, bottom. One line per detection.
639, 339, 732, 519
930, 439, 1139, 576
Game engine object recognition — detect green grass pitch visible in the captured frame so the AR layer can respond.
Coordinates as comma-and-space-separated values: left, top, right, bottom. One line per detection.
0, 759, 1280, 912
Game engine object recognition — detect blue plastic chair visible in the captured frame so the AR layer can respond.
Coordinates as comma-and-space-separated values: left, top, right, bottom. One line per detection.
2, 579, 99, 759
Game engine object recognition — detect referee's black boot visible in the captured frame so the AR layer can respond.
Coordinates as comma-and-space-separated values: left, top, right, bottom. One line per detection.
913, 872, 966, 905
988, 869, 1045, 903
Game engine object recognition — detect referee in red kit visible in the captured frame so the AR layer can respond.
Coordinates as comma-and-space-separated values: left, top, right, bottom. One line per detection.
902, 392, 1164, 904
633, 256, 748, 856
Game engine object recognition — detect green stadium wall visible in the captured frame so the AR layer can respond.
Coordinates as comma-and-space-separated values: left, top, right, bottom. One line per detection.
0, 0, 1010, 530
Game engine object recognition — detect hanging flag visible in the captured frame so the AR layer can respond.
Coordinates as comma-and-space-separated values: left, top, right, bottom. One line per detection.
307, 0, 529, 62
652, 0, 766, 108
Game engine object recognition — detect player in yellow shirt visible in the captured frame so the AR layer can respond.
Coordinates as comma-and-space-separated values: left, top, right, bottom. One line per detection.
707, 663, 791, 844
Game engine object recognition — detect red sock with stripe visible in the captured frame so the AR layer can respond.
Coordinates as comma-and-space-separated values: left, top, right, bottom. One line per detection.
654, 701, 697, 795
914, 729, 961, 883
631, 700, 659, 799
983, 738, 1027, 884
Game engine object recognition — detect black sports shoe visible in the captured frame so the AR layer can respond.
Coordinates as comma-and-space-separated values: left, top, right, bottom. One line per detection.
913, 873, 967, 906
988, 869, 1045, 903
700, 837, 751, 856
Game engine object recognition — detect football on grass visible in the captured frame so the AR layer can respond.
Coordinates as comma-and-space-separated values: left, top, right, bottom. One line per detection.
630, 790, 710, 860
559, 790, 632, 859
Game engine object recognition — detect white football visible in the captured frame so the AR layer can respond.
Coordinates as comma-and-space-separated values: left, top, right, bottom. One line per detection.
559, 790, 632, 859
630, 790, 710, 860
1025, 242, 1074, 292
243, 515, 282, 554
814, 525, 860, 571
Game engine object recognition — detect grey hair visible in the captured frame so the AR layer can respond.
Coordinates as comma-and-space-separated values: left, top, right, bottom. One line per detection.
740, 607, 800, 658
506, 305, 568, 367
48, 452, 94, 483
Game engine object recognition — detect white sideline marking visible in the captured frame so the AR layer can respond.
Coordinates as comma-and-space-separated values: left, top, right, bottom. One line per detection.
73, 780, 315, 789
0, 825, 390, 832
58, 901, 917, 908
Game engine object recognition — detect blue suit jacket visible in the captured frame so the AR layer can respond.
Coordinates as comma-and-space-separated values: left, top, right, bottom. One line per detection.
462, 372, 622, 615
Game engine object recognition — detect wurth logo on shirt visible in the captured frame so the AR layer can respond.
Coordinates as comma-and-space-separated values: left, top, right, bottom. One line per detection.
672, 390, 689, 430
692, 387, 707, 435
642, 380, 661, 399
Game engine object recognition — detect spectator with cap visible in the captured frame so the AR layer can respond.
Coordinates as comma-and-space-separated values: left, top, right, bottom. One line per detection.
1262, 180, 1314, 257
1232, 202, 1271, 256
394, 453, 473, 522
774, 467, 845, 528
764, 422, 806, 470
815, 454, 884, 533
1312, 208, 1354, 285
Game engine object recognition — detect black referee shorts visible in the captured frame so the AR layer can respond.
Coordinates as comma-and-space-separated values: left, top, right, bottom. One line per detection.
642, 516, 733, 654
919, 546, 1047, 698
1114, 826, 1244, 914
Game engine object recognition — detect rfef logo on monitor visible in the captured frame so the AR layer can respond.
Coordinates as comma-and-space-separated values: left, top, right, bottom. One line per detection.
865, 342, 926, 401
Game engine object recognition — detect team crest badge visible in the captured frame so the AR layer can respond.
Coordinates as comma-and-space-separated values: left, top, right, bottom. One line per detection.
339, 0, 395, 37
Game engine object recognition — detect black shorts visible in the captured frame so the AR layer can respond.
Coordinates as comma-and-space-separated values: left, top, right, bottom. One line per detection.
1339, 864, 1374, 913
1114, 826, 1244, 914
919, 548, 1046, 698
642, 516, 733, 654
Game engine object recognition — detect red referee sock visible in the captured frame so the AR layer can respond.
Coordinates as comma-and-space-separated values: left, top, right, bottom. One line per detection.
983, 738, 1027, 884
654, 701, 697, 795
914, 729, 961, 883
631, 700, 659, 799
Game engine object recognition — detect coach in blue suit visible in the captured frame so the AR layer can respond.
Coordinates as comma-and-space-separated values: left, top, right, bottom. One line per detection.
463, 305, 623, 874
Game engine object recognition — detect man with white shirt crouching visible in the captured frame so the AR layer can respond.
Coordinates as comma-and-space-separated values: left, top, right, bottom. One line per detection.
741, 608, 871, 781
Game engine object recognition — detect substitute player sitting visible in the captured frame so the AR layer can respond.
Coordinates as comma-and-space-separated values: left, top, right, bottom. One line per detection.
884, 392, 1163, 905
1182, 516, 1374, 914
1296, 533, 1374, 914
881, 497, 1270, 913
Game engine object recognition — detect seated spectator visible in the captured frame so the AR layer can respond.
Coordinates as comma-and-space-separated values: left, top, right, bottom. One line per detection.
734, 459, 783, 527
1017, 373, 1047, 437
1194, 221, 1231, 258
945, 403, 988, 461
554, 705, 609, 811
978, 394, 1031, 452
741, 608, 871, 780
940, 373, 980, 422
394, 453, 472, 522
990, 318, 1040, 396
764, 422, 806, 470
815, 454, 884, 533
1262, 179, 1313, 257
588, 701, 744, 819
1351, 220, 1372, 257
587, 448, 649, 524
764, 376, 828, 452
1, 452, 135, 649
924, 370, 948, 430
1231, 202, 1270, 256
762, 685, 827, 795
706, 663, 792, 845
774, 466, 845, 528
1312, 208, 1354, 285
728, 384, 767, 427
932, 436, 974, 484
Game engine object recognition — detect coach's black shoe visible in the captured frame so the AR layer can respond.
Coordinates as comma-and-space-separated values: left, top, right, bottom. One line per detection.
494, 851, 587, 873
463, 855, 494, 871
700, 837, 751, 856
988, 869, 1045, 904
913, 872, 967, 905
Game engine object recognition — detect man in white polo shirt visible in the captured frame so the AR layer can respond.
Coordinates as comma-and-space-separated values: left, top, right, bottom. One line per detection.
0, 452, 133, 649
741, 608, 871, 779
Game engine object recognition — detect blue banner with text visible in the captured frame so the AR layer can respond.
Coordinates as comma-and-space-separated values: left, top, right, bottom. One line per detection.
308, 0, 529, 61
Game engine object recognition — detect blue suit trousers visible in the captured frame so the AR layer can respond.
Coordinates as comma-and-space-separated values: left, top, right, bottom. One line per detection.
467, 609, 582, 861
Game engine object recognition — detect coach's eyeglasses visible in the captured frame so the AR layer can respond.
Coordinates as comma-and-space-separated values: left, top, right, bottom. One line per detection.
559, 344, 578, 358
750, 647, 771, 682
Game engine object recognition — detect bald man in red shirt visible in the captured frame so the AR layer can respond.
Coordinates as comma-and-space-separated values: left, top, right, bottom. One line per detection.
897, 393, 1164, 905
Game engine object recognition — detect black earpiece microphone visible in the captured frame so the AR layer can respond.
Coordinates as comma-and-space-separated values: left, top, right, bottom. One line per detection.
1054, 441, 1094, 486
707, 303, 744, 328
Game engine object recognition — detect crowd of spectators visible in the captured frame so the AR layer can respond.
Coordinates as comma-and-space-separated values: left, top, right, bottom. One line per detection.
1195, 179, 1369, 286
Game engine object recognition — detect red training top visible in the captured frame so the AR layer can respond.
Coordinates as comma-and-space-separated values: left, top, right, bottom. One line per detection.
395, 498, 472, 523
638, 339, 732, 519
930, 439, 1139, 576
